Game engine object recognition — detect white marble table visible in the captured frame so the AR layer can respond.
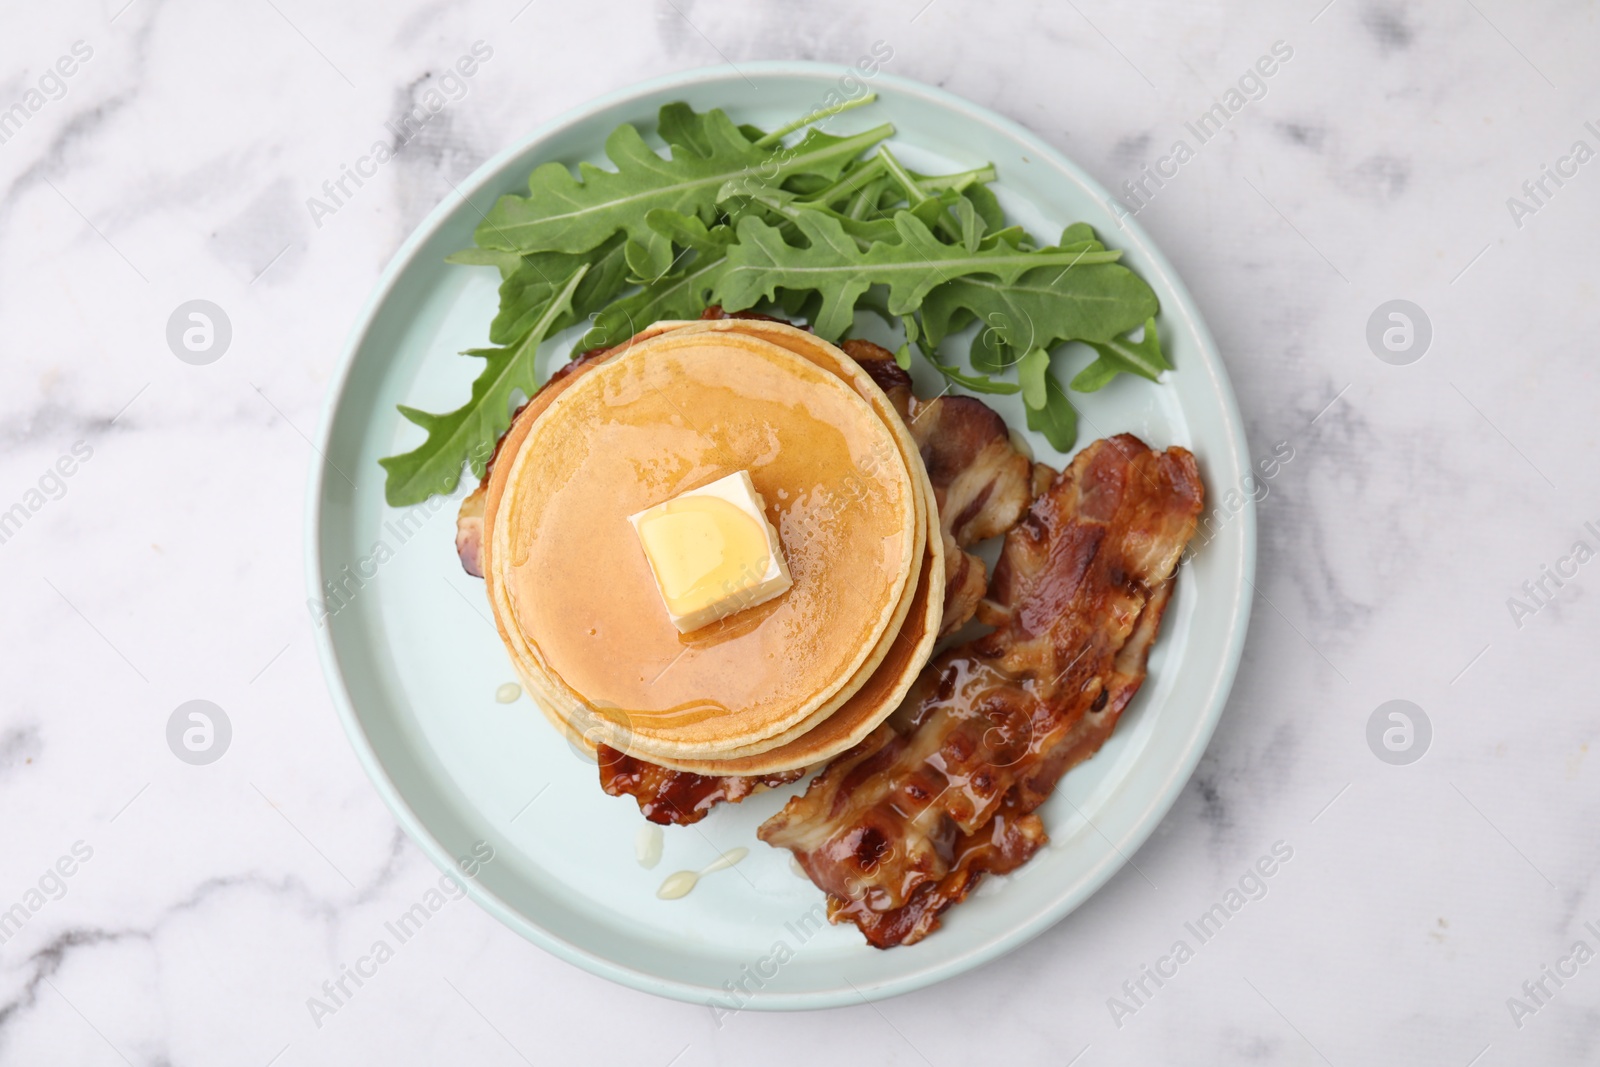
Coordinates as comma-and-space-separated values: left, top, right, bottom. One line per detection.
3, 1, 1597, 1063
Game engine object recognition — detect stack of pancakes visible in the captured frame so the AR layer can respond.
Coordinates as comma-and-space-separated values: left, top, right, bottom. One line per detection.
482, 319, 945, 775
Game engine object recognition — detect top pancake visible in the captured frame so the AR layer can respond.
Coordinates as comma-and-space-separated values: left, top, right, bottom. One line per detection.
494, 329, 918, 755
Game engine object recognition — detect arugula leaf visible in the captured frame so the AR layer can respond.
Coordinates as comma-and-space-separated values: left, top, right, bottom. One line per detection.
1025, 362, 1078, 452
476, 104, 891, 256
723, 126, 895, 201
718, 183, 899, 247
379, 268, 589, 506
644, 209, 729, 255
914, 341, 1021, 395
715, 211, 1125, 341
489, 235, 627, 345
921, 244, 1159, 372
948, 196, 982, 252
624, 233, 674, 285
577, 246, 731, 351
924, 357, 1023, 395
961, 181, 1005, 233
980, 224, 1029, 250
444, 246, 525, 279
1058, 221, 1100, 247
901, 311, 920, 345
656, 101, 723, 158
1070, 316, 1172, 392
1018, 347, 1049, 409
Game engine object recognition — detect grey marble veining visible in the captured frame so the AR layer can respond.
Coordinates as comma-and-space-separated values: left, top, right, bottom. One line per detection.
2, 0, 1598, 1063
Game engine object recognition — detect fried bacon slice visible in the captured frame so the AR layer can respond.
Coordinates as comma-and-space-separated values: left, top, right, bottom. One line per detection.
840, 339, 1034, 635
596, 744, 804, 826
757, 434, 1203, 947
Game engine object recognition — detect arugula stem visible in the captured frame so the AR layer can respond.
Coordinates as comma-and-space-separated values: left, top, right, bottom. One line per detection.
811, 160, 996, 212
803, 156, 887, 207
878, 147, 964, 242
845, 178, 887, 220
913, 338, 1021, 395
739, 188, 889, 255
876, 147, 933, 207
916, 163, 997, 193
754, 92, 879, 148
749, 192, 834, 239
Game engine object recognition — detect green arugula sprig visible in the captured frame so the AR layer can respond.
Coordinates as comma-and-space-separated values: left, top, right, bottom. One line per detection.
713, 211, 1126, 341
381, 97, 1171, 505
378, 268, 590, 505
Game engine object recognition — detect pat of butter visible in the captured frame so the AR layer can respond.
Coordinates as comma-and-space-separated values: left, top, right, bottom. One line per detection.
629, 471, 793, 633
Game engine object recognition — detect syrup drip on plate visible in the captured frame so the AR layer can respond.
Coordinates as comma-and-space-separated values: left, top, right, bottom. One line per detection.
656, 847, 748, 900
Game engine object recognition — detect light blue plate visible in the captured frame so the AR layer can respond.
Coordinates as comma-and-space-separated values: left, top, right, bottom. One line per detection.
306, 62, 1255, 1009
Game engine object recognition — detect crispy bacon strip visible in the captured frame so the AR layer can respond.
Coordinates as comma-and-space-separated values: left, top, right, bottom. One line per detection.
841, 340, 1034, 635
597, 744, 803, 825
758, 434, 1203, 947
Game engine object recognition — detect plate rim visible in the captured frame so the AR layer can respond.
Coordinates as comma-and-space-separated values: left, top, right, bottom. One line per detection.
305, 59, 1257, 1010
